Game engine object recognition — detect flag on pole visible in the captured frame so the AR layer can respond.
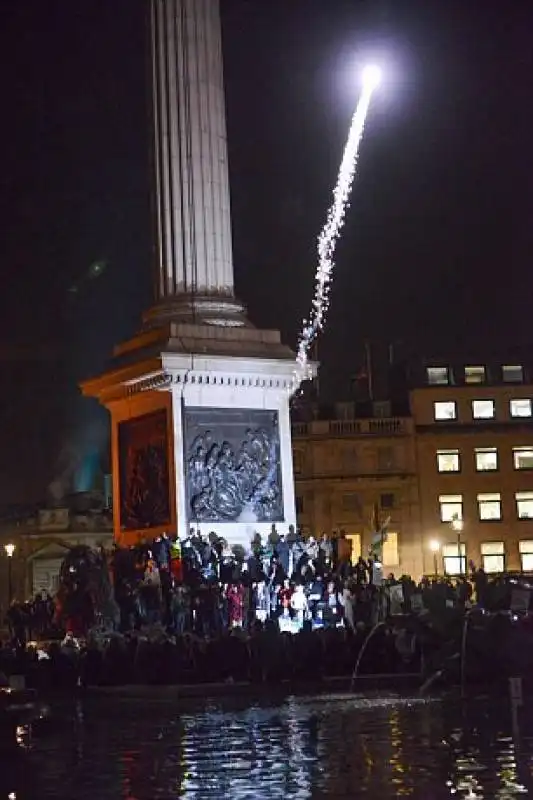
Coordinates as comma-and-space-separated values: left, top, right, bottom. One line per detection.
368, 503, 390, 561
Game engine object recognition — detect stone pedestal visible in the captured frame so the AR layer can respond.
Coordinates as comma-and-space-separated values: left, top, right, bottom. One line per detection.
82, 323, 305, 549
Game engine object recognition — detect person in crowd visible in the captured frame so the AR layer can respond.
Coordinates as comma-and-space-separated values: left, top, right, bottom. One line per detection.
278, 579, 294, 618
291, 583, 308, 626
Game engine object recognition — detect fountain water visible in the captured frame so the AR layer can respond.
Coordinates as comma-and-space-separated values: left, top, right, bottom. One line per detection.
350, 621, 386, 690
420, 609, 475, 698
419, 669, 444, 696
461, 609, 476, 699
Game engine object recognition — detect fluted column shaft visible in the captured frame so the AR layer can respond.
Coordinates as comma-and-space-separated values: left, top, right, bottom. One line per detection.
150, 0, 234, 302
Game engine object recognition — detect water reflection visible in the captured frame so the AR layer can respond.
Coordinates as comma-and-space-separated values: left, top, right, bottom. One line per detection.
3, 692, 533, 798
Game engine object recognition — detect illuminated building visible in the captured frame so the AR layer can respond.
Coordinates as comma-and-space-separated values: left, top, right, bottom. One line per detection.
292, 400, 423, 578
0, 494, 113, 598
412, 358, 533, 575
293, 355, 533, 577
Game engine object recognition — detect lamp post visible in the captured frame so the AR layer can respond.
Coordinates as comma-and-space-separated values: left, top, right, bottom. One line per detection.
4, 543, 15, 606
429, 539, 440, 576
451, 516, 464, 575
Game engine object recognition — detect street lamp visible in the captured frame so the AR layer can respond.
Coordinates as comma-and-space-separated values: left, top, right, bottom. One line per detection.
4, 543, 15, 605
450, 516, 464, 575
429, 539, 441, 576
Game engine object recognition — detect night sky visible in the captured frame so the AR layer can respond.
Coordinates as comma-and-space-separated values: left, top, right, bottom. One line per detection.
0, 0, 531, 503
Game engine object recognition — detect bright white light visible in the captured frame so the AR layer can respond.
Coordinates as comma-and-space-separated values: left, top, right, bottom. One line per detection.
362, 64, 382, 90
295, 76, 379, 380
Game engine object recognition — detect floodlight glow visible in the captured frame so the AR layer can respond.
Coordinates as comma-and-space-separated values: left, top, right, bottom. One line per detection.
362, 65, 382, 90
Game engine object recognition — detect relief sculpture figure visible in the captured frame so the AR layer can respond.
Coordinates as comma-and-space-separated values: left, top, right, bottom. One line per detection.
186, 416, 282, 523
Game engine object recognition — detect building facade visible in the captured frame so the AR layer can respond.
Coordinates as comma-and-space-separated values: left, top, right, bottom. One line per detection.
293, 358, 533, 579
0, 495, 113, 609
292, 403, 423, 578
412, 360, 533, 575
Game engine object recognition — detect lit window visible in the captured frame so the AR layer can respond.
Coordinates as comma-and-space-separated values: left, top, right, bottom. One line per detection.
481, 541, 505, 573
436, 449, 460, 473
510, 399, 532, 418
383, 532, 399, 566
477, 492, 502, 521
427, 366, 449, 385
516, 492, 533, 520
513, 447, 533, 470
519, 540, 533, 571
503, 365, 524, 383
472, 399, 495, 419
346, 534, 362, 565
465, 366, 485, 384
442, 542, 466, 576
439, 494, 463, 523
475, 447, 498, 472
434, 401, 457, 421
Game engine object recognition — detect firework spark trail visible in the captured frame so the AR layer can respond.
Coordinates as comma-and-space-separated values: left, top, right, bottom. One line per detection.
296, 76, 379, 379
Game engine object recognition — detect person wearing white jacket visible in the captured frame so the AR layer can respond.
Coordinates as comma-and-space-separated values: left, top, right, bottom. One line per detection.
290, 584, 308, 625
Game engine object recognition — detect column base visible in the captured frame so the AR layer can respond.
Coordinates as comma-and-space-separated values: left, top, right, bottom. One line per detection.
143, 294, 250, 329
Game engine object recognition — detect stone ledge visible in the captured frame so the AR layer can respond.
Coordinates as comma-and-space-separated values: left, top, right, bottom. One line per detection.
112, 321, 295, 369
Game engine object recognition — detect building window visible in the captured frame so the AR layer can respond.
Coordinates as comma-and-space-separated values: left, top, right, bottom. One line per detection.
377, 446, 395, 471
513, 447, 533, 471
477, 492, 502, 521
475, 447, 498, 472
516, 492, 533, 520
519, 541, 533, 571
373, 400, 392, 418
465, 365, 485, 384
383, 532, 399, 566
439, 494, 463, 523
442, 543, 466, 576
341, 493, 362, 514
380, 492, 395, 509
427, 366, 449, 385
472, 399, 495, 419
436, 449, 460, 473
346, 534, 362, 565
510, 398, 532, 418
293, 450, 304, 474
341, 445, 358, 472
434, 401, 457, 421
295, 496, 304, 514
503, 365, 524, 384
481, 541, 505, 574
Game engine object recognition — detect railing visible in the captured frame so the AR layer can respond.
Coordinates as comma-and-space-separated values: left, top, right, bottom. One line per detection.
292, 418, 409, 437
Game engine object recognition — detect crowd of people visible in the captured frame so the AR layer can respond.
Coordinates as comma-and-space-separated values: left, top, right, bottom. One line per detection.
49, 527, 471, 640
2, 528, 530, 692
3, 526, 509, 646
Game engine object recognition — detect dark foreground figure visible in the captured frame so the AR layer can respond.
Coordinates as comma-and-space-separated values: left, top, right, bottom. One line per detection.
2, 603, 533, 695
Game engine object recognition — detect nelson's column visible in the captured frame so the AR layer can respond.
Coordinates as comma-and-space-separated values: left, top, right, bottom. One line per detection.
82, 0, 312, 547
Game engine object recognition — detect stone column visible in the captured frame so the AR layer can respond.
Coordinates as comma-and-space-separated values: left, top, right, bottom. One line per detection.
147, 0, 246, 326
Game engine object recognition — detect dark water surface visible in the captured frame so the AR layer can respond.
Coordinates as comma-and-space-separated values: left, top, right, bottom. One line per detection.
4, 691, 533, 798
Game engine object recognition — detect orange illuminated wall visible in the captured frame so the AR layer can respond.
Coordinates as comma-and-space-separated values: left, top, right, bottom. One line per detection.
107, 391, 176, 547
